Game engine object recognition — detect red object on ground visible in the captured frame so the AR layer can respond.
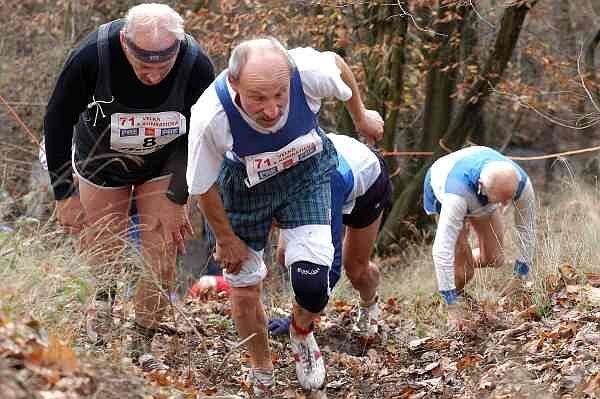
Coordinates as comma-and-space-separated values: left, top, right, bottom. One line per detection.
214, 276, 231, 295
188, 275, 231, 298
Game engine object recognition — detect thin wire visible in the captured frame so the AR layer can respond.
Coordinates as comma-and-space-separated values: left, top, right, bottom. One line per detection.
0, 94, 43, 150
381, 139, 600, 161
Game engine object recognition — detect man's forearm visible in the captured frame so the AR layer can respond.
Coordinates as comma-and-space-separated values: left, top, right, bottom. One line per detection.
196, 184, 237, 242
333, 53, 366, 124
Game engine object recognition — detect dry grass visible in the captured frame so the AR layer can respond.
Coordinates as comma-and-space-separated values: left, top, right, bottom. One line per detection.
327, 175, 600, 335
0, 219, 91, 337
0, 213, 146, 345
2, 175, 600, 361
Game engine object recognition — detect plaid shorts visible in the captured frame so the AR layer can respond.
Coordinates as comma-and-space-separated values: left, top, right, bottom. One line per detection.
218, 134, 337, 251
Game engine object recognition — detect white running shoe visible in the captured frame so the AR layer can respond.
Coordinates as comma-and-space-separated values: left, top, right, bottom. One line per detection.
290, 330, 326, 390
354, 298, 381, 337
246, 368, 274, 398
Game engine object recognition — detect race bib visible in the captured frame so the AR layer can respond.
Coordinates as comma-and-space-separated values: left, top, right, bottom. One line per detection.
243, 130, 323, 187
110, 111, 186, 155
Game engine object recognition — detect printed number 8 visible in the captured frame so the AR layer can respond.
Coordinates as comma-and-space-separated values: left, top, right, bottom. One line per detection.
143, 137, 156, 147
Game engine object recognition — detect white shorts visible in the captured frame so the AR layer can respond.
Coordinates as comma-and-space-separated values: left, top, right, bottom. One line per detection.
223, 224, 334, 288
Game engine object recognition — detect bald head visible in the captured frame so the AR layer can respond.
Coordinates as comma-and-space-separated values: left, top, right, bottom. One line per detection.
479, 161, 519, 204
120, 4, 183, 85
228, 37, 293, 82
227, 37, 295, 128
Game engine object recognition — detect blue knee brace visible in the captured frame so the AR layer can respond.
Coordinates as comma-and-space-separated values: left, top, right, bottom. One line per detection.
290, 261, 330, 313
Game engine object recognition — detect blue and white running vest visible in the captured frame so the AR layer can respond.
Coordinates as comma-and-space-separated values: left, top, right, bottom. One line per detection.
215, 69, 325, 187
424, 146, 529, 215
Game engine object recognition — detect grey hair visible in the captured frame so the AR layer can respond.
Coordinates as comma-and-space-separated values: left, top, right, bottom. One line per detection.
228, 37, 295, 81
480, 161, 518, 189
123, 3, 184, 42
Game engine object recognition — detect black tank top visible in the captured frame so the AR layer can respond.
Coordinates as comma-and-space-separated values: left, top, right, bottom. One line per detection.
73, 20, 197, 187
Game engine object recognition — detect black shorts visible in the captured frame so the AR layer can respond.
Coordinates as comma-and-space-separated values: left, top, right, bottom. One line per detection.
73, 144, 172, 188
342, 151, 393, 229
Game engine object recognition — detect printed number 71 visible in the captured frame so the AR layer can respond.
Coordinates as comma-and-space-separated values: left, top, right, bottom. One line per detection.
119, 116, 135, 127
254, 158, 272, 169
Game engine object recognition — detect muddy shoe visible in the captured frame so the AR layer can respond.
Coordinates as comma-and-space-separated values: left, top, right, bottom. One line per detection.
354, 297, 381, 337
129, 323, 168, 372
290, 330, 326, 390
246, 368, 274, 398
86, 300, 113, 346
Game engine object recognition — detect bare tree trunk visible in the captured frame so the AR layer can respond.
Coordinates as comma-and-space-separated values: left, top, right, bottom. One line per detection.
584, 29, 600, 105
377, 2, 537, 252
543, 0, 575, 189
382, 20, 408, 176
419, 4, 462, 151
336, 3, 409, 176
590, 0, 600, 17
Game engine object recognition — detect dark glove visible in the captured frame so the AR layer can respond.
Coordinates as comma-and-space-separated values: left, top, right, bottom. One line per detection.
267, 316, 291, 336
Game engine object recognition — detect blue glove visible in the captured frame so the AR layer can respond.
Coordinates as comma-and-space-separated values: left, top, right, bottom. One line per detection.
268, 316, 291, 336
514, 260, 529, 277
440, 288, 459, 305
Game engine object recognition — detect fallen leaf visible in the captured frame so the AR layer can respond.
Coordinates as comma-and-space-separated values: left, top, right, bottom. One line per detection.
556, 323, 577, 339
43, 336, 80, 374
201, 386, 218, 395
582, 374, 600, 396
457, 354, 483, 373
518, 305, 541, 321
397, 385, 418, 398
147, 370, 171, 386
559, 264, 579, 285
333, 299, 352, 313
545, 273, 562, 293
408, 337, 450, 352
535, 335, 547, 351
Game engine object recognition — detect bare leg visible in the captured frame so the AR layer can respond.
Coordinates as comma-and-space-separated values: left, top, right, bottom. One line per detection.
230, 284, 272, 371
343, 213, 382, 303
454, 224, 476, 291
78, 179, 131, 343
133, 177, 177, 330
292, 304, 319, 331
470, 209, 505, 269
78, 179, 131, 289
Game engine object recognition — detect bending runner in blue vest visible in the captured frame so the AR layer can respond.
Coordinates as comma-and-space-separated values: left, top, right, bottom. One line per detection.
423, 146, 536, 331
268, 133, 392, 338
187, 38, 383, 396
43, 4, 214, 368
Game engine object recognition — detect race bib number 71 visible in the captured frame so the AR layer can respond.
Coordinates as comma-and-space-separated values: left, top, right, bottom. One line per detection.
110, 111, 186, 155
243, 130, 323, 187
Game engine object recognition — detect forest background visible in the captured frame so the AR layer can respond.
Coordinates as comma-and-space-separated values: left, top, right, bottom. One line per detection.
3, 1, 600, 398
3, 0, 600, 246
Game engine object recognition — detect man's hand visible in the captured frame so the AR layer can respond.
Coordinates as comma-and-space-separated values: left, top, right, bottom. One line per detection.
214, 235, 250, 275
159, 200, 193, 254
447, 300, 476, 332
55, 197, 86, 234
354, 109, 384, 144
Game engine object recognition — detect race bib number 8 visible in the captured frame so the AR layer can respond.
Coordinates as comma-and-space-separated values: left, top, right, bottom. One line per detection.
110, 111, 186, 155
244, 130, 323, 187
